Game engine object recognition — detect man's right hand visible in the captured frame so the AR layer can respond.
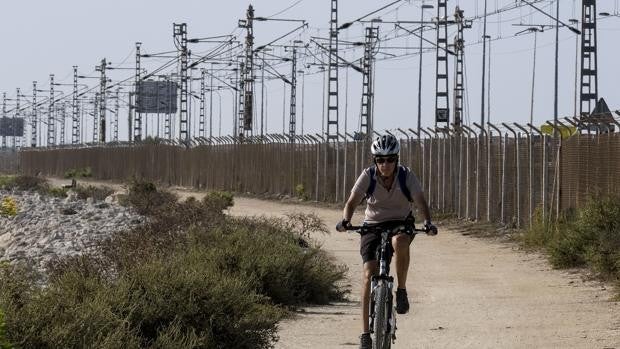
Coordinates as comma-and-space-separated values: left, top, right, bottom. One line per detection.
336, 219, 350, 232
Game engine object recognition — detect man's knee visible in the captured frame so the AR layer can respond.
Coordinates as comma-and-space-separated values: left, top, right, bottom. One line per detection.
392, 234, 411, 252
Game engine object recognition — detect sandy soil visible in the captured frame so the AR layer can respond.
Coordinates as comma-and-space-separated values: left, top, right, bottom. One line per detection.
43, 178, 620, 348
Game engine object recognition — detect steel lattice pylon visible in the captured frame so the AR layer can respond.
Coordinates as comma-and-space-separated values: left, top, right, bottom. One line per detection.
289, 46, 297, 141
326, 0, 339, 141
360, 26, 378, 138
1, 93, 6, 148
48, 74, 55, 146
174, 23, 189, 141
435, 0, 450, 127
453, 6, 471, 128
98, 58, 107, 143
580, 0, 598, 116
200, 69, 206, 138
134, 42, 142, 142
238, 5, 255, 138
32, 81, 37, 147
72, 66, 79, 145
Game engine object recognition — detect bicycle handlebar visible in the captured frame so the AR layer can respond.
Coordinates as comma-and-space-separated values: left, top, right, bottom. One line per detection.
344, 224, 430, 235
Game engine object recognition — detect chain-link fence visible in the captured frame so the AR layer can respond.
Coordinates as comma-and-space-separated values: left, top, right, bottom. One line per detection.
19, 126, 620, 227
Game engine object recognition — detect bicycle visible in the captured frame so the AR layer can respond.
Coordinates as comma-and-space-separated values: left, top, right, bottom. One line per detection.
346, 220, 434, 349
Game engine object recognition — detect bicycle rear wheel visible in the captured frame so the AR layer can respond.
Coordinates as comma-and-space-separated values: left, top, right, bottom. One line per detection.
372, 282, 391, 349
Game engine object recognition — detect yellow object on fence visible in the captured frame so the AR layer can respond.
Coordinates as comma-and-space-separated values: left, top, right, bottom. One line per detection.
0, 196, 18, 217
540, 124, 578, 139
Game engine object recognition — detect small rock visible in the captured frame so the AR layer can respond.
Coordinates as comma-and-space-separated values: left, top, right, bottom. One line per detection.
61, 207, 78, 215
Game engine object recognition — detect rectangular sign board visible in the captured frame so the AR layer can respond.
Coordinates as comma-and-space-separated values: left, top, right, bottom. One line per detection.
0, 118, 25, 137
136, 80, 178, 114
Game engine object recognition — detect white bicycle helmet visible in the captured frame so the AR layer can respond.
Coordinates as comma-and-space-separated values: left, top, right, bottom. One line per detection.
371, 134, 400, 156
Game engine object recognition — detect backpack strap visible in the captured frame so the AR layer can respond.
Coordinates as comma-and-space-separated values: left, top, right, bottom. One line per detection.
365, 166, 377, 200
398, 165, 413, 202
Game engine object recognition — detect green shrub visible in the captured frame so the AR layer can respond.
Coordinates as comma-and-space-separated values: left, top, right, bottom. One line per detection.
203, 191, 234, 211
10, 175, 47, 192
294, 184, 309, 201
126, 179, 177, 216
64, 167, 93, 179
74, 185, 115, 201
0, 176, 15, 190
45, 186, 68, 198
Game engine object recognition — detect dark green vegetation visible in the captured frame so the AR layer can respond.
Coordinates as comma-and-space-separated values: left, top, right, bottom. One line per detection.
0, 179, 347, 348
0, 175, 114, 201
520, 197, 620, 298
73, 184, 115, 201
63, 167, 93, 179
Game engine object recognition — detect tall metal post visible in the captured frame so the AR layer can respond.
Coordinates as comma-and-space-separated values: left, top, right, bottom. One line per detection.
480, 0, 488, 126
238, 5, 255, 137
237, 61, 246, 138
72, 66, 79, 145
59, 102, 66, 145
326, 0, 339, 140
31, 81, 37, 147
48, 74, 55, 146
113, 87, 120, 141
360, 26, 378, 138
209, 68, 213, 142
173, 23, 189, 141
453, 7, 470, 129
199, 69, 206, 138
134, 42, 142, 142
93, 92, 99, 143
289, 46, 298, 141
435, 0, 450, 127
98, 58, 107, 143
1, 93, 5, 148
14, 88, 20, 148
580, 0, 598, 116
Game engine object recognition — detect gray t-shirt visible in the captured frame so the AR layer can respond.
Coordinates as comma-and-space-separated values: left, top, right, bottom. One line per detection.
351, 166, 423, 224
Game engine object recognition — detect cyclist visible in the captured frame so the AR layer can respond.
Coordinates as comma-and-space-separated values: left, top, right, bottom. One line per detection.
336, 134, 437, 349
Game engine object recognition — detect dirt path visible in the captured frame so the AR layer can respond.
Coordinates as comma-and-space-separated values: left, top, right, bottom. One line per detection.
48, 178, 620, 348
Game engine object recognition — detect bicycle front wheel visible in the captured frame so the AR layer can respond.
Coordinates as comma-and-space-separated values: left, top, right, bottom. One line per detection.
372, 282, 391, 349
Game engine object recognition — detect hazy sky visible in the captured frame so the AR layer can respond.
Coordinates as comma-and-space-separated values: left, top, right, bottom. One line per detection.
1, 0, 619, 142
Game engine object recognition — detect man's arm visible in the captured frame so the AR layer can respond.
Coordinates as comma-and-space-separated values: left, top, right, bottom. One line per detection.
343, 190, 365, 222
412, 191, 432, 223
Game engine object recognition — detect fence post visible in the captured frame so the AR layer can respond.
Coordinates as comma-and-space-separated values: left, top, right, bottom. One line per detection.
420, 128, 432, 208
408, 128, 421, 187
473, 123, 486, 221
461, 125, 475, 219
503, 123, 519, 228
515, 123, 532, 228
546, 121, 563, 221
528, 123, 545, 222
338, 133, 347, 203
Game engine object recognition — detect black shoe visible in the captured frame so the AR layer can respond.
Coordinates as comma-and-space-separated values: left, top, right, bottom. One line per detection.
395, 288, 409, 314
359, 332, 372, 349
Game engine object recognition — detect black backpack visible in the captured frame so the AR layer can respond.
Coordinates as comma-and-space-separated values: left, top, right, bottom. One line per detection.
365, 165, 413, 202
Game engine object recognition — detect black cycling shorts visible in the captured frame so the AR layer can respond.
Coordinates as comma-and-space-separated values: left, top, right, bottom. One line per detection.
360, 231, 414, 264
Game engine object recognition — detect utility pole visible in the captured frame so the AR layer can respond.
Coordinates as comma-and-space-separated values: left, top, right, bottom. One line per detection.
209, 67, 214, 143
93, 92, 99, 143
199, 69, 206, 138
453, 7, 471, 129
580, 0, 598, 117
59, 102, 66, 145
173, 23, 189, 141
289, 46, 298, 142
239, 5, 255, 138
237, 61, 245, 138
326, 0, 339, 140
15, 88, 20, 148
32, 81, 37, 147
113, 87, 120, 141
1, 93, 5, 149
360, 26, 378, 138
98, 58, 107, 143
48, 74, 55, 147
133, 42, 142, 142
480, 0, 488, 126
72, 66, 79, 145
435, 0, 450, 128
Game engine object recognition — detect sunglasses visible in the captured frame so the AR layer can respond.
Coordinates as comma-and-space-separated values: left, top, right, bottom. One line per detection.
375, 156, 398, 164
